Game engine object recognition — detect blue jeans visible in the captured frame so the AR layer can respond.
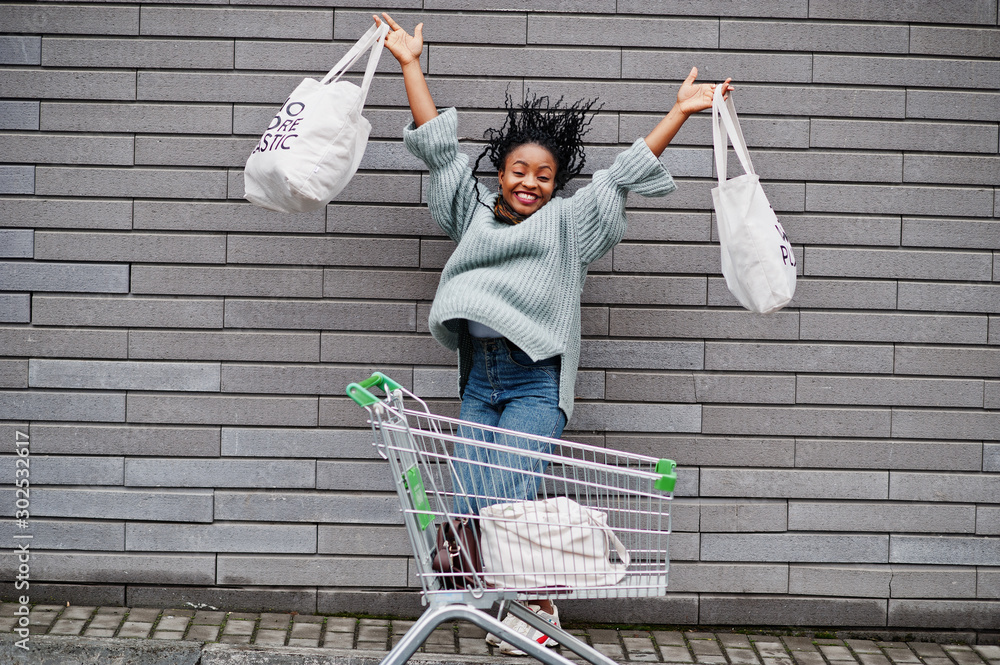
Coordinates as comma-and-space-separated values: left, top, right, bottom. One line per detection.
452, 338, 566, 515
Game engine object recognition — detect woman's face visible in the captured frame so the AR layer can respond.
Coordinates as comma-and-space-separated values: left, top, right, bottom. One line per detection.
498, 143, 557, 217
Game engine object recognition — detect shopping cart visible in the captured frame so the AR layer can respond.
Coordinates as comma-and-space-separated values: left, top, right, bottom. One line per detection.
347, 372, 677, 665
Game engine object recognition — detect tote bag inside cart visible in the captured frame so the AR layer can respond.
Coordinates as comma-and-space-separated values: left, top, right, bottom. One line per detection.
711, 86, 796, 314
244, 21, 390, 213
479, 497, 630, 589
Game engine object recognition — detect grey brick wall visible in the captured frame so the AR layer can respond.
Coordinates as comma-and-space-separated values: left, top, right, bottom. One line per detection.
0, 0, 997, 633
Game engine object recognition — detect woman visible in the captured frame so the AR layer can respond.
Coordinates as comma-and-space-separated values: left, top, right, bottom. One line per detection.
375, 12, 731, 654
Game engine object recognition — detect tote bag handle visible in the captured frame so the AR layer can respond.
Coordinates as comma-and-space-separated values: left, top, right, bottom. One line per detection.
712, 86, 755, 186
320, 22, 390, 106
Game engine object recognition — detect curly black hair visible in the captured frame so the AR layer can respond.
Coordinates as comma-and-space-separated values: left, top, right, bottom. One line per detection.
472, 92, 600, 205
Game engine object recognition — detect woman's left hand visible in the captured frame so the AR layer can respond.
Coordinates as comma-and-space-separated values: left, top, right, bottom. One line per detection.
676, 67, 733, 115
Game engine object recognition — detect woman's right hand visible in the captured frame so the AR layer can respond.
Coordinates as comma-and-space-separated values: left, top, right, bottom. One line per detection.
374, 13, 423, 67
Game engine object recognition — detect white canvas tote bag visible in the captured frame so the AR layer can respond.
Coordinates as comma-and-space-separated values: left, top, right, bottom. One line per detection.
244, 22, 390, 213
711, 86, 796, 314
479, 497, 629, 589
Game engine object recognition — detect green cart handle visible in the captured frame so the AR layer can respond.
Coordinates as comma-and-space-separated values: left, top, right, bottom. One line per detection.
346, 372, 404, 407
655, 459, 677, 492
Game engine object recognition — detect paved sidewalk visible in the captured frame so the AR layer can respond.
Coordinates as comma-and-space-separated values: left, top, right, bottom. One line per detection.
1, 602, 998, 664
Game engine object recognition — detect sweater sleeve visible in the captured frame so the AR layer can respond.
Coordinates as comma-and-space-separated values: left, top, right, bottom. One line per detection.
570, 137, 677, 265
403, 108, 486, 242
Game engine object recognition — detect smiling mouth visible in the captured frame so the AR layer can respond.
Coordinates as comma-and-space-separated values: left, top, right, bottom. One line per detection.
514, 192, 539, 205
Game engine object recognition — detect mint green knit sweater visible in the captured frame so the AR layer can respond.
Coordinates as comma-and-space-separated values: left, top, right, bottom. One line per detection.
403, 108, 677, 420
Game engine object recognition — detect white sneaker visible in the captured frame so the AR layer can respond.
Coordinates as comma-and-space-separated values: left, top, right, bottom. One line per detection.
488, 604, 560, 656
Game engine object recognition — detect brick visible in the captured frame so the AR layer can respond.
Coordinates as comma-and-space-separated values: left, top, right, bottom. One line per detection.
0, 70, 136, 101
326, 204, 439, 237
778, 214, 901, 248
611, 309, 799, 340
980, 570, 1000, 598
32, 424, 219, 457
131, 266, 322, 297
701, 594, 886, 626
228, 234, 420, 267
0, 390, 124, 422
891, 409, 1000, 441
721, 20, 907, 53
0, 101, 38, 130
0, 261, 128, 293
614, 435, 796, 468
890, 471, 1000, 503
0, 518, 123, 550
699, 499, 788, 532
619, 211, 712, 244
130, 587, 315, 615
134, 201, 323, 233
0, 166, 33, 194
142, 6, 331, 38
888, 600, 1000, 629
669, 563, 788, 594
35, 166, 226, 199
909, 26, 1000, 58
580, 339, 704, 370
804, 248, 993, 281
986, 444, 999, 472
0, 4, 139, 34
43, 37, 233, 69
323, 269, 439, 301
707, 341, 894, 374
219, 554, 407, 587
419, 239, 455, 270
625, 49, 812, 84
898, 282, 1000, 314
570, 403, 702, 433
135, 135, 256, 167
126, 523, 316, 553
339, 9, 525, 45
702, 533, 888, 563
221, 426, 374, 460
34, 231, 226, 264
895, 345, 1000, 378
0, 230, 32, 258
0, 360, 26, 387
138, 71, 314, 103
816, 54, 1000, 89
32, 295, 223, 328
704, 405, 890, 438
412, 367, 461, 398
222, 364, 407, 397
235, 40, 419, 75
129, 330, 318, 362
906, 155, 1000, 187
0, 454, 122, 485
2, 487, 213, 522
126, 457, 314, 488
622, 372, 794, 405
0, 294, 29, 323
321, 333, 468, 366
0, 36, 39, 64
807, 184, 994, 218
747, 150, 901, 184
987, 381, 1000, 409
796, 376, 984, 407
907, 90, 1000, 122
3, 133, 135, 166
889, 566, 977, 599
316, 461, 392, 492
811, 119, 997, 154
425, 0, 611, 11
0, 326, 126, 358
215, 490, 402, 524
319, 525, 410, 557
795, 439, 983, 472
0, 198, 132, 230
41, 101, 232, 134
432, 44, 619, 78
788, 502, 976, 534
702, 469, 887, 500
126, 393, 317, 426
813, 0, 997, 23
902, 218, 1000, 250
891, 536, 1000, 566
788, 564, 891, 598
0, 552, 215, 585
530, 15, 713, 48
981, 507, 1000, 535
223, 299, 415, 332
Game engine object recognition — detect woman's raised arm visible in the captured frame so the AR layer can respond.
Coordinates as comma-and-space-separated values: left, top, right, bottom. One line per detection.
375, 13, 438, 127
644, 67, 733, 157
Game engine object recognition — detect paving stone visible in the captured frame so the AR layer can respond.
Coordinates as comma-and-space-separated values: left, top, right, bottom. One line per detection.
0, 618, 16, 631
590, 629, 620, 643
883, 647, 920, 662
784, 637, 820, 651
290, 637, 321, 647
821, 645, 855, 660
460, 637, 490, 655
126, 608, 161, 622
83, 627, 116, 637
227, 613, 259, 621
292, 614, 324, 623
186, 624, 220, 641
152, 630, 185, 640
219, 634, 251, 644
859, 654, 890, 665
254, 628, 287, 645
156, 615, 190, 632
730, 648, 764, 665
662, 645, 696, 661
392, 620, 415, 635
763, 658, 796, 665
793, 651, 827, 665
595, 643, 626, 660
290, 622, 321, 640
688, 632, 718, 640
973, 647, 1000, 660
117, 621, 153, 638
692, 639, 728, 663
86, 614, 124, 630
193, 611, 226, 624
223, 619, 255, 636
911, 643, 948, 658
758, 642, 792, 658
722, 634, 754, 649
326, 616, 357, 632
259, 613, 291, 629
625, 636, 658, 653
323, 631, 354, 648
656, 631, 687, 646
358, 621, 389, 641
48, 618, 85, 635
61, 606, 96, 620
847, 640, 882, 653
457, 622, 487, 638
27, 610, 59, 626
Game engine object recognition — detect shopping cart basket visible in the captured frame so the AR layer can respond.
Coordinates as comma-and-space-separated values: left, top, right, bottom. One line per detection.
347, 372, 677, 665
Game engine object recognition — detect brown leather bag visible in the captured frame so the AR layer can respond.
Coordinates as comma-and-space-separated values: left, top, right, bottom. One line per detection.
431, 517, 482, 589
